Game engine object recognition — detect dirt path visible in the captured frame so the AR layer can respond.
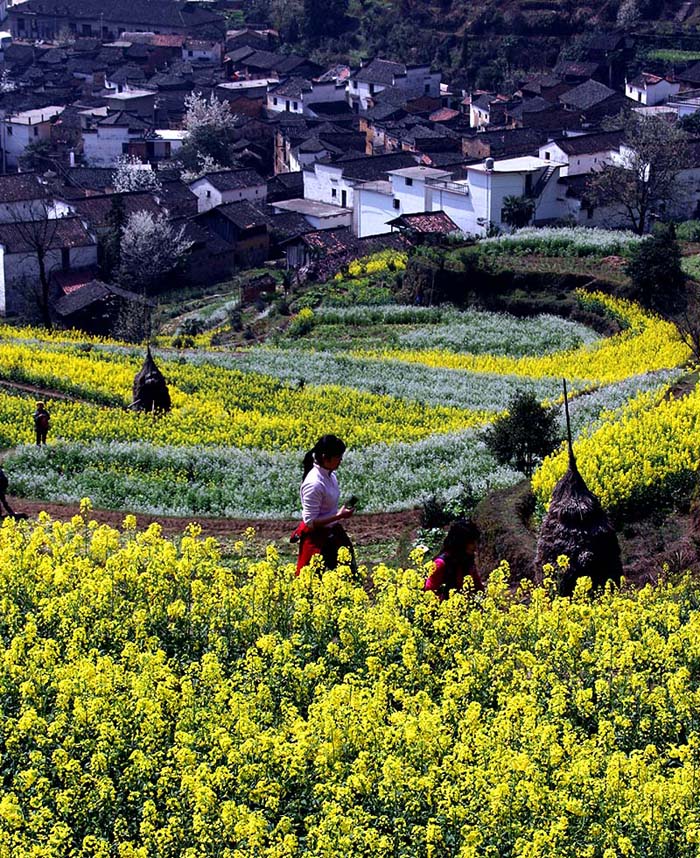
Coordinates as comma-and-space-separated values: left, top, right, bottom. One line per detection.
7, 499, 421, 544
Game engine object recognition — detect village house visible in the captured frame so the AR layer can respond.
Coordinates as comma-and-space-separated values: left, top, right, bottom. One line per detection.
302, 151, 418, 211
195, 200, 269, 268
353, 156, 563, 238
0, 216, 97, 316
538, 130, 623, 176
347, 59, 441, 113
625, 72, 679, 106
81, 110, 152, 166
1, 106, 64, 170
182, 39, 222, 65
265, 77, 348, 117
188, 169, 267, 214
8, 0, 224, 42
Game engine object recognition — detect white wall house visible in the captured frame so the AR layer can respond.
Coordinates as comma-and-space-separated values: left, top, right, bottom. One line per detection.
82, 111, 152, 166
0, 216, 97, 316
182, 39, 222, 64
625, 73, 680, 106
347, 58, 441, 112
303, 161, 359, 210
538, 132, 622, 177
189, 169, 267, 213
1, 106, 64, 169
353, 156, 563, 238
669, 90, 700, 120
354, 166, 452, 237
271, 198, 351, 230
266, 78, 347, 116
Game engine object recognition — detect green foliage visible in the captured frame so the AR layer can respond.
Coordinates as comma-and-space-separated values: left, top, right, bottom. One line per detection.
287, 307, 315, 338
484, 389, 560, 478
624, 223, 687, 315
676, 219, 700, 242
501, 195, 535, 230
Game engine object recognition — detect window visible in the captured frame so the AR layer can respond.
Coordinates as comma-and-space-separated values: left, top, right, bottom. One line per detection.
188, 50, 193, 57
82, 24, 91, 36
6, 126, 12, 136
293, 101, 298, 110
206, 190, 211, 198
405, 177, 413, 187
273, 97, 278, 105
369, 84, 375, 95
353, 81, 357, 89
393, 199, 400, 210
424, 83, 430, 94
61, 248, 70, 271
331, 188, 337, 198
33, 127, 38, 136
544, 151, 550, 160
586, 206, 594, 219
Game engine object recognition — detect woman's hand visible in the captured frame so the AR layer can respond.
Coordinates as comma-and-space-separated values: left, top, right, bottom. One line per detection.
337, 505, 355, 519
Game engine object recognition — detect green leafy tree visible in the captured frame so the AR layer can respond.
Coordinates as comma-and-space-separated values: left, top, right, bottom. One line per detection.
484, 390, 560, 478
624, 222, 686, 315
501, 195, 535, 231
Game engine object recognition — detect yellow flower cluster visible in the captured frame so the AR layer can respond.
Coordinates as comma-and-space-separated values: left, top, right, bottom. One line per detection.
346, 249, 408, 278
533, 384, 700, 515
0, 339, 489, 450
353, 292, 689, 383
0, 514, 699, 857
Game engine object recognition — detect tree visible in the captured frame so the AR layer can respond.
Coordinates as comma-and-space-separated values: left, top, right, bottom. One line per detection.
303, 0, 349, 42
98, 195, 127, 282
8, 199, 65, 328
484, 390, 560, 478
18, 139, 55, 172
112, 155, 162, 194
588, 113, 691, 234
624, 223, 687, 315
501, 195, 535, 231
118, 211, 193, 296
179, 92, 239, 172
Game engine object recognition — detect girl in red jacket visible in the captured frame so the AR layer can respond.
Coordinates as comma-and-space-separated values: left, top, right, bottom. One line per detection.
425, 518, 484, 600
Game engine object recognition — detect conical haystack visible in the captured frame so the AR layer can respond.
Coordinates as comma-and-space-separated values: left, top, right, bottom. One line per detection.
130, 346, 171, 413
534, 381, 622, 595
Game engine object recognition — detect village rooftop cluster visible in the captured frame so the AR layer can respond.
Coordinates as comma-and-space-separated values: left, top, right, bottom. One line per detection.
0, 0, 698, 328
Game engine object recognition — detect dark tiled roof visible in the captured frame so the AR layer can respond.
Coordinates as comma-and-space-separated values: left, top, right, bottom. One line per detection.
64, 167, 116, 191
54, 280, 148, 316
225, 45, 255, 63
108, 64, 147, 84
559, 79, 617, 110
97, 110, 152, 130
0, 173, 47, 203
269, 77, 312, 99
554, 61, 601, 79
549, 130, 623, 155
196, 169, 265, 191
332, 151, 418, 181
204, 199, 268, 229
353, 58, 405, 85
156, 181, 198, 217
387, 210, 459, 233
0, 217, 94, 254
71, 192, 161, 227
306, 101, 354, 117
11, 0, 223, 29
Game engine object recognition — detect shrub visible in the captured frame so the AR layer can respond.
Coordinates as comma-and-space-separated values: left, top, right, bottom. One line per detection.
484, 389, 560, 478
287, 307, 315, 338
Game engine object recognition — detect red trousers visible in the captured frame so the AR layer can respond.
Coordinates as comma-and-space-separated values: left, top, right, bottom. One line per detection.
293, 522, 355, 575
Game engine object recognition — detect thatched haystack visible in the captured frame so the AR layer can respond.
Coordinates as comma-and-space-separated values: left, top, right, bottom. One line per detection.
534, 381, 622, 595
130, 347, 171, 413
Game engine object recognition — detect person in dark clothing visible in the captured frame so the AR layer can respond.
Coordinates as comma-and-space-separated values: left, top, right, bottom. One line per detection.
425, 518, 484, 600
0, 466, 16, 516
33, 402, 50, 446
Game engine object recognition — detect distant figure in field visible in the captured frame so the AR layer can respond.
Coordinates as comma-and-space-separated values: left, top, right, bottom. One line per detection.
0, 465, 16, 516
425, 518, 485, 600
292, 434, 356, 574
33, 402, 50, 446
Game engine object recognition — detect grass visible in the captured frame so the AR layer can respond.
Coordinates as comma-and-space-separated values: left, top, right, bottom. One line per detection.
682, 255, 700, 281
646, 49, 700, 62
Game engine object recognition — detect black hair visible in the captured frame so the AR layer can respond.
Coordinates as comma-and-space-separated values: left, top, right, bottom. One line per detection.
302, 434, 346, 478
439, 518, 480, 557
